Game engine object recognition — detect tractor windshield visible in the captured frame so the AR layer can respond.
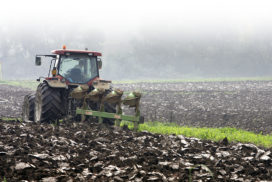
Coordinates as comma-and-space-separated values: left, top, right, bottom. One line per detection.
58, 54, 98, 83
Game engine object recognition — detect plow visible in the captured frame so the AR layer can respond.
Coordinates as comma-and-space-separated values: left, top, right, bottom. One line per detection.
72, 81, 144, 130
22, 46, 144, 129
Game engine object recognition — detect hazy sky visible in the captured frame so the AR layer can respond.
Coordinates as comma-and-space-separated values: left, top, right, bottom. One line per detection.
0, 0, 271, 36
1, 0, 272, 79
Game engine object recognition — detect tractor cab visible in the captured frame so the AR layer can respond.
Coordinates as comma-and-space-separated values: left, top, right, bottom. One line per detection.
57, 53, 98, 84
35, 46, 102, 85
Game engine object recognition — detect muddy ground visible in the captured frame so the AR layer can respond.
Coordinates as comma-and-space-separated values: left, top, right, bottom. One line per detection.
0, 120, 271, 181
0, 84, 32, 118
0, 81, 272, 181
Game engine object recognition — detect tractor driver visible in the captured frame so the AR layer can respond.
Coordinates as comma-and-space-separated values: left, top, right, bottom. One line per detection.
67, 59, 85, 83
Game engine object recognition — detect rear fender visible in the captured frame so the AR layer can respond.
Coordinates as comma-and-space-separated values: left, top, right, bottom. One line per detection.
44, 79, 67, 88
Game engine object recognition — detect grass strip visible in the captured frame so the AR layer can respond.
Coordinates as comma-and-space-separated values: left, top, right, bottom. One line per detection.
121, 121, 272, 148
0, 80, 38, 90
1, 76, 272, 90
113, 77, 272, 84
0, 117, 21, 121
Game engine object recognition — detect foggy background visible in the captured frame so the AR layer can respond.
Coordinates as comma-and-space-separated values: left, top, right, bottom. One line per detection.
0, 0, 272, 80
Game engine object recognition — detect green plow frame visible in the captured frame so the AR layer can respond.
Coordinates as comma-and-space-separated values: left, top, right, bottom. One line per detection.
76, 108, 144, 131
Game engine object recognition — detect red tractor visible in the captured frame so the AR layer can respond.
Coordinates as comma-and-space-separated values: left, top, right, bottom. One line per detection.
22, 46, 143, 128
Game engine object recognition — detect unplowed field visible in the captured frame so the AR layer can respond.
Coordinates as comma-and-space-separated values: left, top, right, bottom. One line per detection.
0, 81, 272, 181
114, 81, 272, 134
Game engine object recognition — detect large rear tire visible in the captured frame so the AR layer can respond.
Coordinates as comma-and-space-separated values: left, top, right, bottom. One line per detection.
34, 83, 65, 123
22, 93, 35, 122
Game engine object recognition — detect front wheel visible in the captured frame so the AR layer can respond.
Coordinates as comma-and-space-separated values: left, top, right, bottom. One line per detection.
22, 93, 35, 122
34, 83, 65, 123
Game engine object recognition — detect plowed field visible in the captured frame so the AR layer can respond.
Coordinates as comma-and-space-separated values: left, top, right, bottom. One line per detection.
0, 120, 271, 181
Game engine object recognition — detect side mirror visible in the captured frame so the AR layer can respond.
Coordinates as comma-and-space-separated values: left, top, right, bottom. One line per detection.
35, 56, 41, 66
97, 58, 102, 69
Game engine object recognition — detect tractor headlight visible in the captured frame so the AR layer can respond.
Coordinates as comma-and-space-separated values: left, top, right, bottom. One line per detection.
52, 67, 57, 76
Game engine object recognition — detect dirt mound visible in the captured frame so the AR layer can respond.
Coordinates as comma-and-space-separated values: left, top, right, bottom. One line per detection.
0, 120, 271, 181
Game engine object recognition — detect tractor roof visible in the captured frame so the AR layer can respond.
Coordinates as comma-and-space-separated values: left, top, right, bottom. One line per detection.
51, 49, 102, 56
